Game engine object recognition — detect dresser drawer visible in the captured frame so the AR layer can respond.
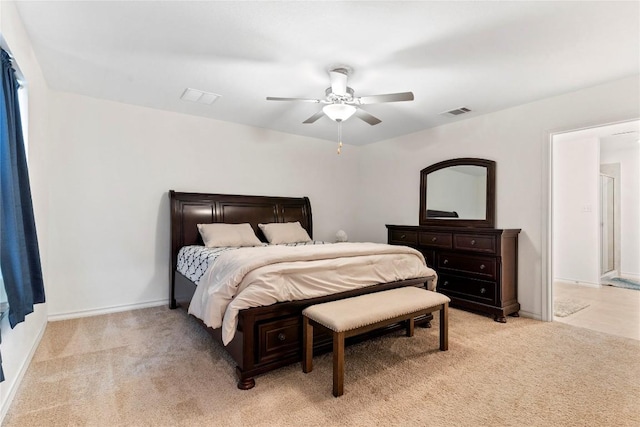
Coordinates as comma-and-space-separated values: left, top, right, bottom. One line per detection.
389, 229, 418, 245
419, 232, 453, 249
453, 234, 496, 254
257, 317, 301, 364
438, 274, 496, 305
437, 253, 497, 280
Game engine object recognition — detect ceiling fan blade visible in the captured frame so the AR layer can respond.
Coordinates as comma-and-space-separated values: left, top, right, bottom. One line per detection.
303, 110, 326, 124
266, 97, 322, 103
329, 69, 348, 96
357, 92, 414, 104
355, 109, 382, 126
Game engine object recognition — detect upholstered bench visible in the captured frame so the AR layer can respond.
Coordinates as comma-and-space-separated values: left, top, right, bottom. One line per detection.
302, 286, 451, 397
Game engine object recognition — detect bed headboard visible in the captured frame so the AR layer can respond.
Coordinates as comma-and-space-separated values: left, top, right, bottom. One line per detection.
168, 190, 313, 303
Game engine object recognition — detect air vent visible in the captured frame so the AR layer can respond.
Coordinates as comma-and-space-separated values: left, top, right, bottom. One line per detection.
441, 106, 472, 117
180, 88, 221, 105
611, 131, 638, 136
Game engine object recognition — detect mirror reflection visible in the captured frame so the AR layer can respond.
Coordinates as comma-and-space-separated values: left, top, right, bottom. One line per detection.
419, 158, 495, 228
426, 165, 487, 220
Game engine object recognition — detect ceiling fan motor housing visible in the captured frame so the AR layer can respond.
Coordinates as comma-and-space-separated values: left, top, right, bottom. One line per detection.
325, 87, 354, 103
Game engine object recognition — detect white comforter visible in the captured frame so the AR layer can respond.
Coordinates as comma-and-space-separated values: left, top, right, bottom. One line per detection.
188, 242, 436, 345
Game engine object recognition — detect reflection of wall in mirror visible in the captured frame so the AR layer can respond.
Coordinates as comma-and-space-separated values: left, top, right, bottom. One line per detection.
427, 167, 487, 219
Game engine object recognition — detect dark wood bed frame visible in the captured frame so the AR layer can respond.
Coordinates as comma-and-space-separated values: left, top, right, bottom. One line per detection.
169, 190, 434, 389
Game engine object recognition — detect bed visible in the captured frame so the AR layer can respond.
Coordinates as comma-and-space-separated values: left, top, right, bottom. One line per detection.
169, 190, 437, 389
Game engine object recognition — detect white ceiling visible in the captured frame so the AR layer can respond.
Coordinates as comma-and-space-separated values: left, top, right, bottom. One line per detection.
14, 1, 640, 146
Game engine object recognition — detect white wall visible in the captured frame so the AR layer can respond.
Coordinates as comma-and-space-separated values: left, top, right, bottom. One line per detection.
354, 75, 640, 319
601, 145, 640, 278
552, 136, 600, 285
0, 1, 50, 420
45, 92, 360, 317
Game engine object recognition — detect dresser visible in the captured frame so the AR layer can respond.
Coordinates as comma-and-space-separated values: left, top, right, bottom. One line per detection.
387, 225, 520, 322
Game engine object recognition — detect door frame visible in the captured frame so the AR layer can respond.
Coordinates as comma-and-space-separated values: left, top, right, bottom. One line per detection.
543, 118, 639, 322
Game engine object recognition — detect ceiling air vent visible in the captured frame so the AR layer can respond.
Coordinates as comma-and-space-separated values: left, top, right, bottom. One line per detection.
441, 106, 472, 117
611, 131, 637, 136
180, 88, 221, 105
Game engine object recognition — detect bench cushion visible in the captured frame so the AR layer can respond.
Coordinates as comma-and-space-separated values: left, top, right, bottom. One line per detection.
302, 287, 450, 333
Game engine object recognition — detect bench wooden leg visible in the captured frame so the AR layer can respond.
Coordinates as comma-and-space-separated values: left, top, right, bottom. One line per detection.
406, 317, 415, 337
439, 303, 448, 351
333, 331, 345, 397
302, 316, 313, 373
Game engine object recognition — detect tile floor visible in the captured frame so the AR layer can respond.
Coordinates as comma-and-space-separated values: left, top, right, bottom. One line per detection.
553, 281, 640, 341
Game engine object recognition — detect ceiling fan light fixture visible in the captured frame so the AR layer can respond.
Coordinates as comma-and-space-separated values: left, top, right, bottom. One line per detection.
323, 103, 356, 122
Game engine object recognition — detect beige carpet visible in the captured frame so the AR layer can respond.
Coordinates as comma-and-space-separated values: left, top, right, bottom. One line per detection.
5, 306, 640, 427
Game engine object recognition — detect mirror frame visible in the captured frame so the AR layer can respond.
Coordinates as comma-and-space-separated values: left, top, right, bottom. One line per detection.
419, 158, 496, 228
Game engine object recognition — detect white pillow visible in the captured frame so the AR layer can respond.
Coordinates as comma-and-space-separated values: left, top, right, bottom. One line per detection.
197, 223, 262, 248
258, 221, 312, 244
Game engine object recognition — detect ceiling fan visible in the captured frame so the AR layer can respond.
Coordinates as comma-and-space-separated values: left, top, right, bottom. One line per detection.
266, 67, 414, 126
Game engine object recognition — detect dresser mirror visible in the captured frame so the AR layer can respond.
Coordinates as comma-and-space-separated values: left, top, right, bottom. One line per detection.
419, 158, 495, 228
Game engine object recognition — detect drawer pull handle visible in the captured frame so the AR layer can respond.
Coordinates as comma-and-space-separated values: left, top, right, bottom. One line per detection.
480, 288, 486, 294
471, 240, 476, 245
443, 281, 449, 287
277, 333, 286, 341
400, 234, 406, 239
431, 237, 437, 242
443, 259, 449, 265
480, 264, 486, 270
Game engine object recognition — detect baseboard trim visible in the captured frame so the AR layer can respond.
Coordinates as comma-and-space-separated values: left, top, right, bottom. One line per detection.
517, 310, 540, 321
554, 278, 600, 288
0, 319, 47, 423
48, 299, 168, 322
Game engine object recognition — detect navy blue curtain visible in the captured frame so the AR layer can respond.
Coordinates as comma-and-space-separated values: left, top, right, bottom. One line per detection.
0, 49, 45, 336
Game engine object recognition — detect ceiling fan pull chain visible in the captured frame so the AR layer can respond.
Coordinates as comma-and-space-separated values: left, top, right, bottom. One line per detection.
337, 120, 343, 155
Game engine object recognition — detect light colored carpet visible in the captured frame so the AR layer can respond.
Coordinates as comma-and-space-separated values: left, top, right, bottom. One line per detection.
5, 306, 640, 426
553, 298, 590, 317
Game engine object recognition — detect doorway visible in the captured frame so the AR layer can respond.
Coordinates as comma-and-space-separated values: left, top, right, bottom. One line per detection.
550, 119, 640, 341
